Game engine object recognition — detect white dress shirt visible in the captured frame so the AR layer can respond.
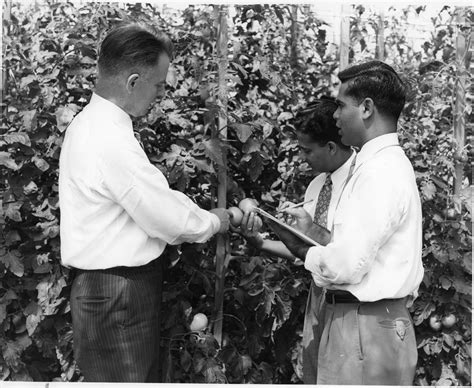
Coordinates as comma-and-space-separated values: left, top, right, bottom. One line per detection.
304, 133, 424, 302
59, 93, 220, 270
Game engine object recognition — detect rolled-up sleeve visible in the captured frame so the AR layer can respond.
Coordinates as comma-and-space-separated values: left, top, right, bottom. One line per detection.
304, 168, 407, 287
99, 140, 220, 245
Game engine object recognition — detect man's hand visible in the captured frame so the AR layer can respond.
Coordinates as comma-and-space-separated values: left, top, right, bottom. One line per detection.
238, 211, 264, 249
283, 207, 313, 233
284, 208, 331, 246
210, 208, 230, 234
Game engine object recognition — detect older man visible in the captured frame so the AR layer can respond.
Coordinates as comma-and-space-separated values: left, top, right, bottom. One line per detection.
59, 24, 229, 382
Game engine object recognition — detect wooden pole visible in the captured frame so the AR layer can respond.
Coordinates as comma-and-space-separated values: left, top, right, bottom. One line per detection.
290, 5, 298, 69
340, 4, 350, 70
376, 10, 385, 61
1, 0, 12, 100
453, 7, 469, 203
213, 5, 229, 346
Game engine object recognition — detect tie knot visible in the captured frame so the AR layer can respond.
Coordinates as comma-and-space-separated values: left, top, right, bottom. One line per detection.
324, 174, 332, 186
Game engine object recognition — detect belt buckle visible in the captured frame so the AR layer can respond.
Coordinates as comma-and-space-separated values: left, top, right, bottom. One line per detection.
327, 292, 336, 304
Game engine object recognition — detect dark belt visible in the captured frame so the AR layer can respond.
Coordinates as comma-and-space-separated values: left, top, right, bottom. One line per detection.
325, 290, 359, 304
72, 258, 161, 277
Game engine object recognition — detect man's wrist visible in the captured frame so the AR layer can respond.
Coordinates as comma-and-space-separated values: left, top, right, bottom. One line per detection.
247, 234, 264, 250
296, 245, 310, 261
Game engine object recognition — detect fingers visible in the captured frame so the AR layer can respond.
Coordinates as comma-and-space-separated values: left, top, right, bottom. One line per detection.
283, 207, 308, 218
240, 211, 262, 237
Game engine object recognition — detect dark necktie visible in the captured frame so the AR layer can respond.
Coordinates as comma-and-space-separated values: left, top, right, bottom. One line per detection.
314, 174, 332, 228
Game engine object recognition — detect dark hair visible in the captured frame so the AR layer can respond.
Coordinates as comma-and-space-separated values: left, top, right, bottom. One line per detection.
294, 97, 350, 150
98, 23, 173, 76
337, 60, 406, 120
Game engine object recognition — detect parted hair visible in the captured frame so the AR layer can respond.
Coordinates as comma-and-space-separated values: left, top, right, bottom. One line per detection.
294, 97, 350, 150
98, 23, 173, 76
338, 60, 406, 120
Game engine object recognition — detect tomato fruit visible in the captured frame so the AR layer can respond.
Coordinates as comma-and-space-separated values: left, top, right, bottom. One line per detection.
239, 198, 258, 213
429, 315, 442, 331
190, 313, 208, 331
441, 313, 457, 328
228, 206, 244, 226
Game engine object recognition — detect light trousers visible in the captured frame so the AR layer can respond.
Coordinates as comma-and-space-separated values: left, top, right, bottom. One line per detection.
303, 286, 417, 385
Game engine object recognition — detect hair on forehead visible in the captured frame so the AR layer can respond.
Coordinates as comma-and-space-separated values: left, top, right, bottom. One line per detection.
98, 23, 173, 77
337, 60, 406, 120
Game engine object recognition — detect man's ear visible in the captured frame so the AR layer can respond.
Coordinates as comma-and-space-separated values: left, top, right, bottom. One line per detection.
327, 141, 338, 154
126, 73, 140, 93
360, 97, 375, 119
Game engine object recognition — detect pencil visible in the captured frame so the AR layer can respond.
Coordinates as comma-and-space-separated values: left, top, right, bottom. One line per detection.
278, 199, 314, 212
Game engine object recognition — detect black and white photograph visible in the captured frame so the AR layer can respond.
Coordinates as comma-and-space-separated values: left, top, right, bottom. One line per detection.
0, 0, 472, 386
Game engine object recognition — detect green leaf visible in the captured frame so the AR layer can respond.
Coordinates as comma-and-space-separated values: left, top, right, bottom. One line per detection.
55, 105, 78, 132
230, 123, 253, 143
277, 112, 293, 122
5, 202, 22, 222
26, 313, 42, 336
0, 151, 20, 171
452, 278, 472, 296
242, 138, 262, 154
20, 110, 37, 132
239, 354, 252, 374
32, 156, 50, 172
245, 152, 265, 181
0, 303, 7, 324
0, 250, 24, 277
2, 334, 32, 368
462, 252, 472, 274
439, 275, 452, 290
2, 133, 31, 147
421, 180, 436, 200
169, 111, 191, 128
180, 350, 192, 372
193, 353, 206, 373
19, 74, 37, 89
203, 138, 224, 166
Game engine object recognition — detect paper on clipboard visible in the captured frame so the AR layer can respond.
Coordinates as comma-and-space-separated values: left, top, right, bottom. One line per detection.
253, 207, 320, 246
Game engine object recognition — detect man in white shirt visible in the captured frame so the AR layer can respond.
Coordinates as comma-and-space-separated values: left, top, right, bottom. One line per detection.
240, 98, 355, 383
271, 61, 424, 385
59, 24, 230, 382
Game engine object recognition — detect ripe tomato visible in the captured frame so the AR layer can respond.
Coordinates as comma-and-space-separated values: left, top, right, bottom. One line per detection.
441, 313, 457, 328
228, 207, 244, 226
239, 198, 258, 213
429, 315, 442, 331
190, 313, 208, 332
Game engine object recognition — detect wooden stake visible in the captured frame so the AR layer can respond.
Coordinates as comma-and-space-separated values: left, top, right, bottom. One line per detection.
213, 5, 229, 346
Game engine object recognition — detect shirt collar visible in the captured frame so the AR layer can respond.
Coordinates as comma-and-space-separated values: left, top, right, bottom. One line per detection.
329, 150, 357, 188
356, 133, 399, 168
89, 92, 133, 130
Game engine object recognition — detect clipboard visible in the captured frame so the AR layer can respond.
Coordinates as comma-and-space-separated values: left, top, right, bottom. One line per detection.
253, 207, 321, 246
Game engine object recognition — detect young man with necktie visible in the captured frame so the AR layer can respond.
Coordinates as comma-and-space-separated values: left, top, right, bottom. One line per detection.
240, 98, 356, 383
271, 61, 424, 385
59, 24, 230, 382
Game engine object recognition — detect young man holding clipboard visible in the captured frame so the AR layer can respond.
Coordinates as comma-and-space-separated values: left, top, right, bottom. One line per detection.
240, 98, 355, 383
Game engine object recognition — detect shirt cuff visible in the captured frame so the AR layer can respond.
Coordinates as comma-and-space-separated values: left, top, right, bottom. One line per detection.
209, 212, 221, 234
304, 245, 323, 275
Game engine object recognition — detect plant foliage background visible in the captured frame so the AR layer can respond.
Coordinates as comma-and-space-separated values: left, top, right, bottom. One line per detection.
0, 1, 472, 385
